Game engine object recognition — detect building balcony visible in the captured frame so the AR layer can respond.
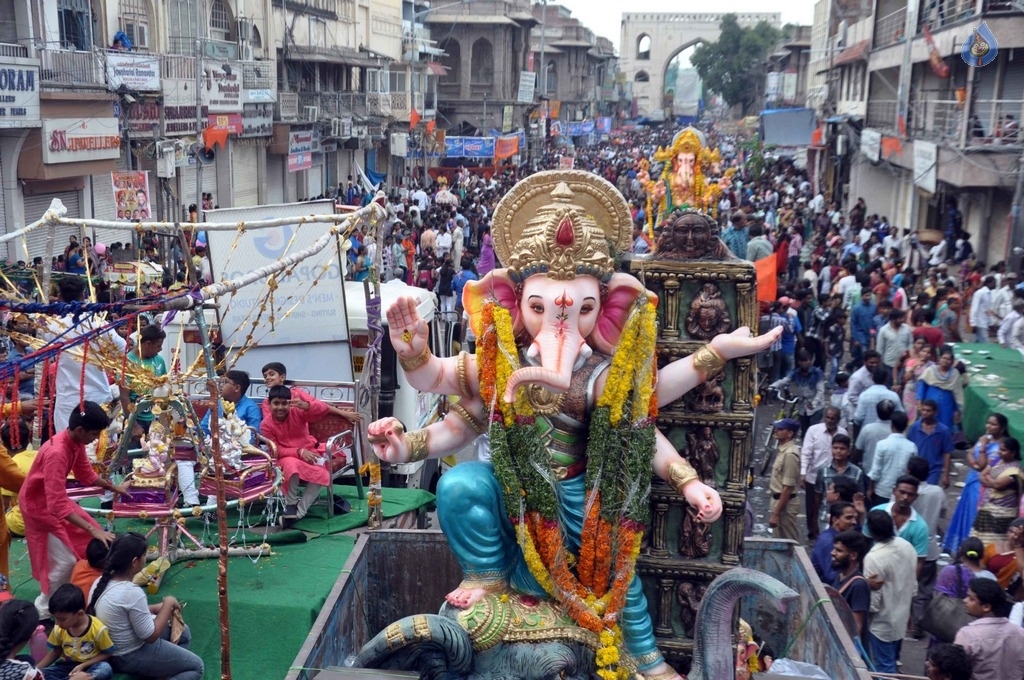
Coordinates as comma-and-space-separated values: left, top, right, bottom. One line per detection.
367, 91, 391, 117
278, 91, 299, 121
865, 97, 1024, 148
389, 91, 424, 119
917, 0, 976, 33
158, 53, 196, 80
873, 8, 906, 49
242, 61, 274, 90
39, 47, 105, 89
297, 90, 371, 120
0, 42, 28, 58
866, 99, 899, 130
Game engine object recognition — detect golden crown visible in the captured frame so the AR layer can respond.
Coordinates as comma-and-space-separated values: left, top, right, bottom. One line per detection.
491, 170, 632, 283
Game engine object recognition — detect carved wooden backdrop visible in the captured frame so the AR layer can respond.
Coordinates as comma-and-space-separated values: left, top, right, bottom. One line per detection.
628, 254, 757, 672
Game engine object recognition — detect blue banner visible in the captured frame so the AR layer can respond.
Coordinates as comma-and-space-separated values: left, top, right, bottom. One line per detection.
444, 137, 465, 157
597, 117, 612, 134
459, 137, 495, 158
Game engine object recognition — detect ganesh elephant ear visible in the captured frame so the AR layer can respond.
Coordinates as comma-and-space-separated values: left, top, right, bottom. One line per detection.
464, 271, 520, 339
589, 273, 658, 356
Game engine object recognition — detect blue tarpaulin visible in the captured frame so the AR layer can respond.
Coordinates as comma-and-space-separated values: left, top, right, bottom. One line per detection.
760, 108, 817, 147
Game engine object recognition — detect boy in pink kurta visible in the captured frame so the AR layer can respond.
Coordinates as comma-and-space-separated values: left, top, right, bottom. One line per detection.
20, 401, 128, 617
260, 386, 332, 520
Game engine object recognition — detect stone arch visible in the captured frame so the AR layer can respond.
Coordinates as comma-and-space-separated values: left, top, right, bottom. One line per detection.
637, 34, 651, 60
635, 70, 650, 83
471, 37, 494, 84
439, 37, 461, 83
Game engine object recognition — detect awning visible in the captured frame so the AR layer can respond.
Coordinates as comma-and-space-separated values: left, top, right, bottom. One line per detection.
424, 14, 516, 24
833, 40, 871, 67
426, 61, 447, 76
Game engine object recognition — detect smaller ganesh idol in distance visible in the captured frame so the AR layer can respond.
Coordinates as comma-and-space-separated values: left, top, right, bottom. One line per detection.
365, 170, 781, 680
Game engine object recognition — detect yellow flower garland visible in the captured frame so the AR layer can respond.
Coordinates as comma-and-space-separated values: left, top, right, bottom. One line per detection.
597, 301, 658, 426
493, 306, 523, 425
517, 521, 558, 597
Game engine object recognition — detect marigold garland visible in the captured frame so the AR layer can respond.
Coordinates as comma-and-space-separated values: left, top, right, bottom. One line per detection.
479, 297, 661, 678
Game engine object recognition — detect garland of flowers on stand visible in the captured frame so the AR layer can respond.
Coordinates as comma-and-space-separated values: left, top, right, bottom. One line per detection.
477, 297, 659, 680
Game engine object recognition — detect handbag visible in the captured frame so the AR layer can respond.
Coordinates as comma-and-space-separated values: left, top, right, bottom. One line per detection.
919, 565, 976, 642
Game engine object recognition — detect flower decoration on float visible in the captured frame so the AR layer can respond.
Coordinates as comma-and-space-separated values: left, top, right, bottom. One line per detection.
477, 171, 659, 678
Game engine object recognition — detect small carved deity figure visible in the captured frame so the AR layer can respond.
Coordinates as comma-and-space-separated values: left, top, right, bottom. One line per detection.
138, 422, 169, 477
686, 426, 720, 488
656, 211, 735, 261
675, 581, 708, 637
685, 282, 731, 340
679, 505, 712, 558
683, 369, 726, 414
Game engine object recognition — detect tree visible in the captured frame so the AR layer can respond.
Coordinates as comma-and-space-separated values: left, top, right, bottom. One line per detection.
690, 14, 782, 116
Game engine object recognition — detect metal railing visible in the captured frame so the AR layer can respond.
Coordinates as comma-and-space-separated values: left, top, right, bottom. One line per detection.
874, 8, 907, 48
0, 42, 28, 58
390, 91, 408, 110
366, 91, 391, 116
983, 0, 1019, 11
39, 48, 105, 87
297, 90, 368, 119
969, 99, 1024, 145
277, 91, 299, 120
908, 98, 962, 143
158, 53, 195, 80
866, 99, 899, 129
918, 0, 975, 32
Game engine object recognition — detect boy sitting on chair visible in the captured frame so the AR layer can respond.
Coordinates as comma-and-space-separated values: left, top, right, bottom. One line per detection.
260, 386, 335, 521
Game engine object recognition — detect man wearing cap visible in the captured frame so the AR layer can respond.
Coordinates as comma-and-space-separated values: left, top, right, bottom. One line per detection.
954, 576, 1024, 680
769, 418, 802, 542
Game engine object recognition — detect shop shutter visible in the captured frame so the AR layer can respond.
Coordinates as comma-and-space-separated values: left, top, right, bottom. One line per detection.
232, 143, 259, 207
90, 157, 128, 248
266, 154, 284, 204
19, 192, 81, 265
306, 160, 323, 199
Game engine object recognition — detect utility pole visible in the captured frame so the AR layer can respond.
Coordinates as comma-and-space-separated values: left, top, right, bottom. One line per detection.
195, 0, 204, 220
1011, 152, 1024, 272
539, 0, 547, 96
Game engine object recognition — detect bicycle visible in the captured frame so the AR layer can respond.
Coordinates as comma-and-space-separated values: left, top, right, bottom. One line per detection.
759, 387, 801, 476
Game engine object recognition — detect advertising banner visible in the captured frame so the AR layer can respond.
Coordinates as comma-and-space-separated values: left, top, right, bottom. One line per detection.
494, 134, 519, 160
106, 53, 161, 91
42, 118, 121, 164
0, 62, 40, 128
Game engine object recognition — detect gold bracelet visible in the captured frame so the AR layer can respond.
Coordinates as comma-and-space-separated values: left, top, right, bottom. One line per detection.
398, 345, 432, 372
691, 344, 726, 377
405, 429, 429, 462
449, 402, 487, 435
456, 351, 472, 398
668, 460, 699, 494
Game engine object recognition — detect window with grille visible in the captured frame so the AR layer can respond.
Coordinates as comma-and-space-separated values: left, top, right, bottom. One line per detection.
167, 0, 198, 54
119, 0, 149, 48
210, 0, 231, 40
58, 0, 93, 50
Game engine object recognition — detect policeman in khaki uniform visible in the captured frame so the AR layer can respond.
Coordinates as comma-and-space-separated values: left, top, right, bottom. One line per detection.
769, 418, 802, 541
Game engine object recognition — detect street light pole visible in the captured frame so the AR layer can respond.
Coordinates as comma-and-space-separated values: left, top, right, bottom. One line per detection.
539, 0, 547, 96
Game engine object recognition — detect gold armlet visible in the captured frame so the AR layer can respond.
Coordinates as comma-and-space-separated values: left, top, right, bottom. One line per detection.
668, 460, 699, 494
449, 402, 488, 436
405, 429, 430, 462
398, 345, 432, 372
456, 351, 472, 398
691, 344, 726, 378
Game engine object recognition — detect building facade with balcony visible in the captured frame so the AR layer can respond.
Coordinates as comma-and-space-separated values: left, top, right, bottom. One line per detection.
528, 4, 613, 125
823, 0, 1024, 266
429, 0, 536, 137
764, 25, 813, 111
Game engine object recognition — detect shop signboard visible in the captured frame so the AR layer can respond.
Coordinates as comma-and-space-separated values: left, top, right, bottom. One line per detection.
42, 117, 121, 164
0, 61, 40, 128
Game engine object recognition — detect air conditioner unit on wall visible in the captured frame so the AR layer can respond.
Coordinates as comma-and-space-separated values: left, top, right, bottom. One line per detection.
156, 142, 176, 178
237, 18, 253, 42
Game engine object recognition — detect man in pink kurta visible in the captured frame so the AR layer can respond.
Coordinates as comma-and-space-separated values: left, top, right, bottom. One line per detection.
20, 402, 128, 617
260, 386, 332, 520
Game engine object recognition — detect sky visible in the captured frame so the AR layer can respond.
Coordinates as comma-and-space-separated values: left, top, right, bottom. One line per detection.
550, 0, 817, 53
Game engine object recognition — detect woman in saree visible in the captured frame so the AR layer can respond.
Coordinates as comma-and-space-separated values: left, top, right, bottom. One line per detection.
901, 338, 933, 424
944, 414, 1008, 554
915, 345, 964, 429
982, 517, 1024, 590
972, 437, 1024, 550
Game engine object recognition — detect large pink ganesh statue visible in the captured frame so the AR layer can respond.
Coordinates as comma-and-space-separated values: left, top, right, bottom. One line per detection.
368, 170, 781, 680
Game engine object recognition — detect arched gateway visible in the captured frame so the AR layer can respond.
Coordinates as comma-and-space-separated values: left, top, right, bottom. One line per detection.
619, 12, 781, 120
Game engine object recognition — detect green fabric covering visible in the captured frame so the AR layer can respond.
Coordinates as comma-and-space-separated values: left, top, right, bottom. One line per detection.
956, 344, 1024, 443
8, 485, 435, 679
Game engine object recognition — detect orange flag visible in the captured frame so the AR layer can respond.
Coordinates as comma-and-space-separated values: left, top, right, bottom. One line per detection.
755, 255, 777, 303
426, 120, 436, 134
410, 109, 421, 130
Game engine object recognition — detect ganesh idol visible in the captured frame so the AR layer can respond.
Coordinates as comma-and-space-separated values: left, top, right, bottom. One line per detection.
368, 170, 781, 680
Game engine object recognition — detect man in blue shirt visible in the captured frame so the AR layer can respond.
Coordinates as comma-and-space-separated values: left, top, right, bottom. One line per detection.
850, 289, 877, 368
906, 399, 955, 487
778, 297, 802, 379
201, 370, 262, 435
812, 501, 859, 585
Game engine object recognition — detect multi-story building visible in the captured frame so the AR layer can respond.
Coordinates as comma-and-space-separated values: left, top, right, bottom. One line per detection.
764, 26, 814, 111
0, 0, 412, 256
429, 0, 536, 136
528, 4, 614, 124
818, 0, 1024, 265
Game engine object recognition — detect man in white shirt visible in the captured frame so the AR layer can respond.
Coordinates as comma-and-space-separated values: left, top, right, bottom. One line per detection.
990, 273, 1017, 332
411, 185, 429, 212
801, 407, 848, 541
811, 192, 826, 215
999, 298, 1024, 347
907, 456, 946, 639
928, 240, 947, 267
43, 277, 127, 432
968, 275, 997, 343
863, 509, 918, 673
434, 224, 453, 260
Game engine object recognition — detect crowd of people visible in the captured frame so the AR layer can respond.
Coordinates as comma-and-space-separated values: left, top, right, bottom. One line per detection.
4, 121, 1024, 679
